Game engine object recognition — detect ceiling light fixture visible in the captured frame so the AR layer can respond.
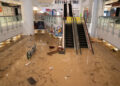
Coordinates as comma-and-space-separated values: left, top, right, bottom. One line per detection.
33, 7, 38, 11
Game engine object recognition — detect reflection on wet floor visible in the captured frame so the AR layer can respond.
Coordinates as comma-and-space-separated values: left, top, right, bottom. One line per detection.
0, 35, 22, 52
0, 32, 120, 86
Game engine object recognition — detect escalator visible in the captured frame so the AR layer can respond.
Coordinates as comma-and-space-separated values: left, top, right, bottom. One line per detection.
64, 2, 73, 18
69, 3, 73, 17
62, 3, 94, 54
65, 24, 74, 48
63, 3, 74, 48
64, 3, 67, 19
77, 24, 88, 48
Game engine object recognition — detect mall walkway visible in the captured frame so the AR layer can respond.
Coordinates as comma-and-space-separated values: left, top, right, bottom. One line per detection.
0, 32, 120, 86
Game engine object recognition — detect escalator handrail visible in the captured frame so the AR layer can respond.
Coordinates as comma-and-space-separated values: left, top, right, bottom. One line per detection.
64, 3, 67, 19
71, 17, 78, 54
73, 17, 81, 54
62, 19, 65, 52
83, 17, 94, 54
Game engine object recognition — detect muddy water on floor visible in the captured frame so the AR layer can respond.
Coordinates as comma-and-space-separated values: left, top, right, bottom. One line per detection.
0, 33, 120, 86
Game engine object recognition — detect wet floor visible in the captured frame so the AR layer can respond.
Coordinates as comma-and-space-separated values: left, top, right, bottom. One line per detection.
0, 32, 120, 86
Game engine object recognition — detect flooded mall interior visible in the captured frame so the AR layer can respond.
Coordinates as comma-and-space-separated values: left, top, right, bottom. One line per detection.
0, 0, 120, 86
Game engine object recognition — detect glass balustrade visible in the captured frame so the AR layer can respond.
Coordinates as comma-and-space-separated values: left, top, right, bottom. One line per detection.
44, 15, 62, 25
0, 15, 22, 33
98, 16, 120, 37
44, 15, 62, 37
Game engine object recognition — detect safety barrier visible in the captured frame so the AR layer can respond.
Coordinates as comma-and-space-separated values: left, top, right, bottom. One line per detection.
0, 15, 23, 42
83, 18, 94, 54
97, 16, 120, 49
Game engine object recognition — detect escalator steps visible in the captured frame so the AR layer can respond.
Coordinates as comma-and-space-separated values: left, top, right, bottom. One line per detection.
65, 24, 74, 48
77, 24, 88, 48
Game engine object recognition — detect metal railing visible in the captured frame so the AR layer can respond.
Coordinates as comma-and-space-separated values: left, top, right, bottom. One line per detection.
73, 17, 81, 54
0, 15, 22, 28
83, 17, 94, 54
71, 17, 83, 54
0, 15, 23, 42
98, 16, 120, 35
62, 19, 65, 53
71, 17, 79, 54
44, 15, 62, 26
97, 16, 120, 49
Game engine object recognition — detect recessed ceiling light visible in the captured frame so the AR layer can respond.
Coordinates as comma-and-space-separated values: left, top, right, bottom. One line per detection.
33, 7, 39, 11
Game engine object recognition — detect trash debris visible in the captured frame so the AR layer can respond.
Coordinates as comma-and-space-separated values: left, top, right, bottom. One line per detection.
64, 76, 71, 80
27, 44, 36, 60
27, 77, 37, 85
47, 46, 65, 55
49, 46, 55, 49
49, 67, 54, 70
47, 50, 58, 56
58, 46, 65, 54
25, 62, 31, 66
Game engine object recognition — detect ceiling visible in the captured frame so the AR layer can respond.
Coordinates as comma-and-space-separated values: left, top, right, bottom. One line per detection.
32, 0, 54, 7
34, 0, 119, 4
105, 0, 119, 4
0, 0, 119, 7
37, 0, 54, 3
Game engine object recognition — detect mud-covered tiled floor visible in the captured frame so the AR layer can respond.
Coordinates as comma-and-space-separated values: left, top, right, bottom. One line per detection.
0, 32, 120, 86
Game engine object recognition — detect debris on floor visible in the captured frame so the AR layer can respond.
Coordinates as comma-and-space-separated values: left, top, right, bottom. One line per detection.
49, 66, 54, 70
27, 77, 37, 85
49, 46, 55, 49
47, 50, 58, 56
64, 75, 71, 80
25, 62, 31, 66
27, 44, 36, 60
58, 46, 65, 54
1, 33, 120, 86
47, 47, 65, 55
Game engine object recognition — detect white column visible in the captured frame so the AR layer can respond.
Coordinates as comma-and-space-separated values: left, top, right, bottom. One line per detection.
79, 0, 82, 16
21, 0, 34, 35
89, 0, 104, 37
98, 0, 105, 16
88, 0, 93, 18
